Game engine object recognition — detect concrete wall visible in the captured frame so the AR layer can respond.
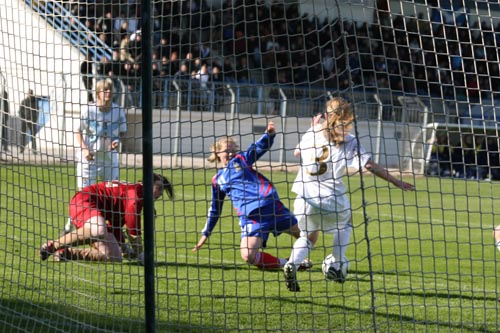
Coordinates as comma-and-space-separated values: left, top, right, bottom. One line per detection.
0, 0, 87, 150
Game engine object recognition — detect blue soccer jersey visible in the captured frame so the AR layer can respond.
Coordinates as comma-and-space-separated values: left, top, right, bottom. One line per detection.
201, 133, 281, 237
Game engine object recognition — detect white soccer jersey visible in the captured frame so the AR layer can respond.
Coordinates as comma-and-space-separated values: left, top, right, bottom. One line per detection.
291, 125, 371, 212
76, 103, 127, 161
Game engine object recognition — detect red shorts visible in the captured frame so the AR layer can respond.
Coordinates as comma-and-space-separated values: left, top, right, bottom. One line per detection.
68, 192, 104, 229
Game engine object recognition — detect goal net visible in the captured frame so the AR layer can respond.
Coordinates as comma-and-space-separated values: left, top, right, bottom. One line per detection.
0, 0, 499, 332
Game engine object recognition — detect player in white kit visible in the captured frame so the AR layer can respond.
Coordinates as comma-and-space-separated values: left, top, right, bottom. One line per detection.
283, 97, 414, 292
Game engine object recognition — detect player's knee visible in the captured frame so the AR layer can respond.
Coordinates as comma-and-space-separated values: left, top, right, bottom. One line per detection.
299, 231, 319, 246
240, 250, 256, 265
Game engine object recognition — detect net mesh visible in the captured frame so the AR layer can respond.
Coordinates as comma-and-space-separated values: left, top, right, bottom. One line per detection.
0, 0, 499, 332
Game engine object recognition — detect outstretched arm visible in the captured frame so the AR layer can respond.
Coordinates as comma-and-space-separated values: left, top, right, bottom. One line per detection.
192, 180, 225, 252
365, 159, 415, 191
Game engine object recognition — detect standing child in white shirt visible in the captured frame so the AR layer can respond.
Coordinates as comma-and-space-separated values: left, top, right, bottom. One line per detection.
63, 78, 127, 234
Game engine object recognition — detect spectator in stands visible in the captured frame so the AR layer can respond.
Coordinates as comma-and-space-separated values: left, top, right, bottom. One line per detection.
119, 35, 135, 64
152, 61, 163, 107
109, 49, 122, 77
70, 0, 500, 102
282, 97, 414, 292
118, 62, 138, 107
451, 137, 465, 178
487, 137, 500, 181
129, 30, 143, 61
155, 36, 171, 60
18, 89, 39, 155
235, 56, 250, 83
462, 134, 487, 179
81, 54, 94, 102
40, 173, 173, 263
193, 63, 210, 110
116, 17, 130, 43
95, 10, 114, 46
199, 42, 211, 60
95, 56, 108, 79
211, 65, 224, 111
192, 121, 308, 272
427, 132, 451, 177
1, 90, 10, 154
475, 135, 489, 180
174, 61, 191, 109
183, 51, 196, 75
167, 51, 180, 77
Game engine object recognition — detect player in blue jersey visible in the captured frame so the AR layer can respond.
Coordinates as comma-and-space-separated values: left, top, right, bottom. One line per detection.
192, 121, 309, 271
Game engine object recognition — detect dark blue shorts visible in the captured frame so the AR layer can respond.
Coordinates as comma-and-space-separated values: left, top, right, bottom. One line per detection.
239, 201, 297, 247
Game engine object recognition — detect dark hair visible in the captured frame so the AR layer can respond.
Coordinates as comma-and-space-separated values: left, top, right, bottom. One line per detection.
153, 173, 174, 199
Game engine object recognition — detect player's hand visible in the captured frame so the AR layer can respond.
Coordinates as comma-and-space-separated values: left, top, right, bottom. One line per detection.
83, 148, 94, 161
111, 140, 120, 151
312, 113, 323, 127
192, 235, 208, 252
266, 121, 275, 135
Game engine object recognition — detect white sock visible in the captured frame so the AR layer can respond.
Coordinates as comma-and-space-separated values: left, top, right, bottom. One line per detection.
64, 218, 73, 233
279, 258, 288, 267
287, 237, 312, 266
332, 223, 352, 268
496, 240, 500, 252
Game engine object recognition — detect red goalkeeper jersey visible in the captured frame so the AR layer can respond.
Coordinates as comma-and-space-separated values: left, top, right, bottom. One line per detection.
69, 180, 144, 242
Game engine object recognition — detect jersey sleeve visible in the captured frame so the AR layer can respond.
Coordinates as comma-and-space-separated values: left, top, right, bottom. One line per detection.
116, 105, 128, 142
242, 132, 275, 165
123, 188, 143, 237
201, 176, 226, 237
345, 137, 371, 169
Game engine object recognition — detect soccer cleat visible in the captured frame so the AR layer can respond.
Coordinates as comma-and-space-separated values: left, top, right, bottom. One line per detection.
326, 263, 348, 284
283, 263, 300, 292
39, 241, 56, 261
297, 258, 313, 271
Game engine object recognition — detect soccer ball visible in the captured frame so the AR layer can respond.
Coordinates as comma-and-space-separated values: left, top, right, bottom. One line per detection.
322, 254, 349, 283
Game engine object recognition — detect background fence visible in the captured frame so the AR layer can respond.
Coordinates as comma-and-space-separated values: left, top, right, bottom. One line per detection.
1, 0, 500, 332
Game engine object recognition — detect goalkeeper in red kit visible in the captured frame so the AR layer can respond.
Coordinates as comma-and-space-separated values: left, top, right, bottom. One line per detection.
39, 173, 173, 263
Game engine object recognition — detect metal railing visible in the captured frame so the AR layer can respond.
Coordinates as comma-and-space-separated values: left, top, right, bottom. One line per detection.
26, 0, 112, 61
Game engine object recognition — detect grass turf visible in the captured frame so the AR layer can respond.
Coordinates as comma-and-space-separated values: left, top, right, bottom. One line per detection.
0, 164, 499, 332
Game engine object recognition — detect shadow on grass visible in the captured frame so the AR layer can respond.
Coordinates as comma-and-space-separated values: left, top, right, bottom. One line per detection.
0, 297, 224, 333
153, 261, 255, 271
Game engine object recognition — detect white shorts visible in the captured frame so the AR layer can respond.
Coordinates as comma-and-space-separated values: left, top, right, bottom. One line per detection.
293, 196, 351, 236
76, 152, 120, 189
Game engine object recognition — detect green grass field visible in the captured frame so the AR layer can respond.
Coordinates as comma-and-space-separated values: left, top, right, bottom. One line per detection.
1, 164, 499, 332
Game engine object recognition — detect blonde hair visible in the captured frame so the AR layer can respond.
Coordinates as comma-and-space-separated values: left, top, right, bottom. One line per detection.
207, 136, 239, 163
323, 97, 354, 144
95, 78, 114, 104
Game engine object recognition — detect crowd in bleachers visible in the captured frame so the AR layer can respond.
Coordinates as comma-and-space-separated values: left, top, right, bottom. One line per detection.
63, 0, 500, 107
427, 131, 500, 180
